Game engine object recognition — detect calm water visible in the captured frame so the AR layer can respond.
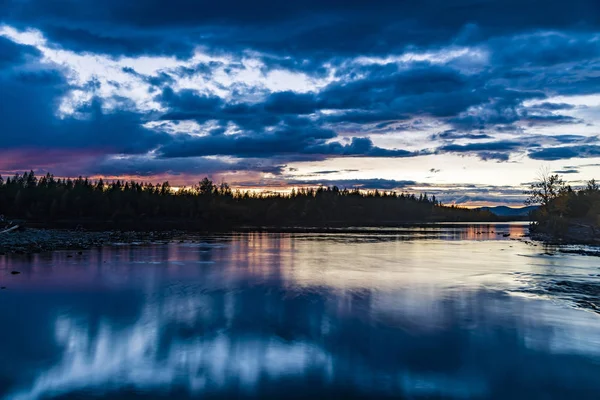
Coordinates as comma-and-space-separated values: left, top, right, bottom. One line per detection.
1, 223, 600, 399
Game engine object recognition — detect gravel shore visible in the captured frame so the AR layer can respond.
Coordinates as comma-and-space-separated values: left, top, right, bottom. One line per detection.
0, 229, 183, 255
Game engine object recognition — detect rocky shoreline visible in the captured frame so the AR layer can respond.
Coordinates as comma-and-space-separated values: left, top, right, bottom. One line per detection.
0, 229, 186, 255
529, 223, 600, 245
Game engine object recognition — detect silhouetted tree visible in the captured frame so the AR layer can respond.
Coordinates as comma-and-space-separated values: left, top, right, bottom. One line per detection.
0, 170, 504, 229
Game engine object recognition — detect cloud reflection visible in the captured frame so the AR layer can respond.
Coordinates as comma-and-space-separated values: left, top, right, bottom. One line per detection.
6, 284, 600, 400
2, 231, 600, 399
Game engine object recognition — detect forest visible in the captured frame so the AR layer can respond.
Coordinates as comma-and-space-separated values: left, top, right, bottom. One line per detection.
0, 171, 501, 230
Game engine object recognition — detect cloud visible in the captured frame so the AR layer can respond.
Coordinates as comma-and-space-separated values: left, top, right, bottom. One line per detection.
432, 130, 492, 140
0, 35, 40, 67
245, 178, 419, 191
312, 169, 359, 175
528, 145, 600, 160
0, 0, 600, 193
158, 130, 416, 160
490, 32, 600, 67
0, 38, 170, 155
530, 102, 576, 111
318, 64, 481, 118
3, 0, 598, 59
436, 141, 523, 160
89, 155, 288, 178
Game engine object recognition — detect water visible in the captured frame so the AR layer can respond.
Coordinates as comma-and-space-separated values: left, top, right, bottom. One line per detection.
1, 223, 600, 399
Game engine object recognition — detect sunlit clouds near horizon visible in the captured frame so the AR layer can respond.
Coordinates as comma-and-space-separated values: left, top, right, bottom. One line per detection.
1, 0, 599, 206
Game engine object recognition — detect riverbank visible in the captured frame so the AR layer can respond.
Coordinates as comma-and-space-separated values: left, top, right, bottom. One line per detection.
529, 221, 600, 245
0, 229, 185, 255
0, 223, 524, 255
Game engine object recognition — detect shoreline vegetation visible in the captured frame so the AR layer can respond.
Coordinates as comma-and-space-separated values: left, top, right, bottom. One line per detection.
526, 173, 600, 245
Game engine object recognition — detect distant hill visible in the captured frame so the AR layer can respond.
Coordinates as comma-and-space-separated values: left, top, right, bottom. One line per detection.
479, 206, 538, 217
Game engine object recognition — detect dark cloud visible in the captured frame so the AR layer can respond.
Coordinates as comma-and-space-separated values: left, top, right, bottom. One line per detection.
554, 169, 580, 174
448, 89, 547, 130
0, 40, 169, 155
319, 64, 481, 117
573, 163, 600, 168
90, 155, 286, 177
432, 130, 493, 140
40, 25, 195, 58
528, 145, 600, 160
436, 141, 528, 161
531, 102, 576, 111
157, 89, 304, 130
522, 115, 581, 126
155, 63, 490, 129
0, 36, 40, 68
476, 152, 511, 162
435, 135, 596, 160
311, 169, 359, 175
3, 0, 598, 58
490, 32, 600, 67
549, 135, 596, 144
285, 178, 418, 190
157, 128, 416, 160
263, 91, 319, 115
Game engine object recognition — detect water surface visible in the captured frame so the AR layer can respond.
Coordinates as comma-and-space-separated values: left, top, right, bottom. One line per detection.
1, 223, 600, 399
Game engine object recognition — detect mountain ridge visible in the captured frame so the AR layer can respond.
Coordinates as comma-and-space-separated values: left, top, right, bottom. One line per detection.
479, 205, 538, 217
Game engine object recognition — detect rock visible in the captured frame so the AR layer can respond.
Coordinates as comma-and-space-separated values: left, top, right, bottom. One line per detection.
0, 287, 5, 290
77, 251, 83, 255
10, 271, 20, 275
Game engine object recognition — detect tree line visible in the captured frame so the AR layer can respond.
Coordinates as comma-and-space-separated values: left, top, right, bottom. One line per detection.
526, 172, 600, 235
0, 171, 498, 229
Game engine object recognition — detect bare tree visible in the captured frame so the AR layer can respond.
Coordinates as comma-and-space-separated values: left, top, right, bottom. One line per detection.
524, 167, 567, 208
586, 179, 599, 193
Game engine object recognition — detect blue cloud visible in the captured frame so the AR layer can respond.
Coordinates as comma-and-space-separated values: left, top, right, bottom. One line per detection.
0, 39, 169, 154
529, 145, 600, 160
432, 130, 493, 140
490, 32, 600, 67
157, 127, 415, 159
3, 0, 598, 58
1, 0, 600, 184
0, 36, 40, 68
436, 141, 527, 161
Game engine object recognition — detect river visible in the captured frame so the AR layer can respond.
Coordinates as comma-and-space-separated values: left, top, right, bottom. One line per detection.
1, 223, 600, 399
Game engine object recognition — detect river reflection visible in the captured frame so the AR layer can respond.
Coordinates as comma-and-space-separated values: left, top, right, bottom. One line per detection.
1, 225, 600, 399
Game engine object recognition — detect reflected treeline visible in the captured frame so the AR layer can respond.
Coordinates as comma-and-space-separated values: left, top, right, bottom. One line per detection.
0, 171, 497, 229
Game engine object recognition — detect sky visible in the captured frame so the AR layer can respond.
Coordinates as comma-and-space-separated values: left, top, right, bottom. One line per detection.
0, 0, 599, 206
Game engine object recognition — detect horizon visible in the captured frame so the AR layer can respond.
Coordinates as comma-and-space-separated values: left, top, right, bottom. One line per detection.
0, 170, 543, 209
1, 1, 599, 207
